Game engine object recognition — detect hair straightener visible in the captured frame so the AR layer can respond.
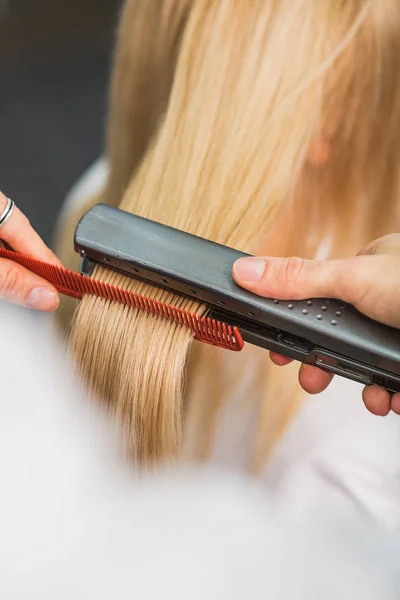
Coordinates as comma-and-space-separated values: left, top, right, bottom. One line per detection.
1, 203, 399, 393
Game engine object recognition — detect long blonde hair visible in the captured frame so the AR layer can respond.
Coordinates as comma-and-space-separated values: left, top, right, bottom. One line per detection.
61, 0, 400, 470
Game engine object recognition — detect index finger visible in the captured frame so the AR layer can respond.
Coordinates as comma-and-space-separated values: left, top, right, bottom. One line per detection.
357, 234, 400, 257
0, 192, 62, 266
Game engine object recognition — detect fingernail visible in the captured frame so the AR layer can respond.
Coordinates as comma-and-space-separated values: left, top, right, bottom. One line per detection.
234, 257, 266, 281
26, 287, 59, 311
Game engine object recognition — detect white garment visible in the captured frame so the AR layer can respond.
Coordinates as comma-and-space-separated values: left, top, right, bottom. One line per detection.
58, 159, 400, 532
0, 303, 399, 599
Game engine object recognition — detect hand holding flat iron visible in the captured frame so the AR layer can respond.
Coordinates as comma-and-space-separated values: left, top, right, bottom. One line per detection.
233, 234, 400, 416
0, 192, 60, 311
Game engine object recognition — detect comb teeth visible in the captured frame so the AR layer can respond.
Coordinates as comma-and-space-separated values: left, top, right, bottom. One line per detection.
0, 247, 244, 351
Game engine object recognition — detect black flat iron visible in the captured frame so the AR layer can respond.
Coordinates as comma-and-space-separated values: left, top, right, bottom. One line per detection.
72, 204, 400, 394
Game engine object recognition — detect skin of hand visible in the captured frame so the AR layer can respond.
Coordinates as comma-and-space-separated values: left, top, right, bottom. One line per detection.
233, 234, 400, 417
0, 192, 60, 311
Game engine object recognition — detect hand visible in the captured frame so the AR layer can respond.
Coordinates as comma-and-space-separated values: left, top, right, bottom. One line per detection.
0, 192, 60, 311
233, 234, 400, 416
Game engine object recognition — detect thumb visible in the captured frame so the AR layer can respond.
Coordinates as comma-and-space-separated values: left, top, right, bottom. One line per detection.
0, 259, 59, 312
233, 254, 400, 328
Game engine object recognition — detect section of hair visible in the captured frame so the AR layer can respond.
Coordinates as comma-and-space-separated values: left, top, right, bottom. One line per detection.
105, 0, 192, 205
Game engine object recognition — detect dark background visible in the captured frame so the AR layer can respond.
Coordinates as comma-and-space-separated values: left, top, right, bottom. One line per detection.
0, 0, 122, 246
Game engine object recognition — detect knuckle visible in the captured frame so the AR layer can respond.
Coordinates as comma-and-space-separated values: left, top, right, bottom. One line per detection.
0, 264, 21, 300
282, 256, 305, 286
343, 257, 374, 304
362, 234, 400, 256
378, 234, 400, 255
336, 255, 385, 310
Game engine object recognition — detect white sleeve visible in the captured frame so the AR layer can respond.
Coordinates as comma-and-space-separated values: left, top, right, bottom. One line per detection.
263, 377, 400, 530
0, 304, 399, 600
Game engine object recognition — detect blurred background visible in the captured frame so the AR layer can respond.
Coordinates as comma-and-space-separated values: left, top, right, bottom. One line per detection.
0, 0, 122, 246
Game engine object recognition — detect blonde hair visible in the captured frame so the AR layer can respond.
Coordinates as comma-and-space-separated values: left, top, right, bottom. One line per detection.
62, 0, 400, 470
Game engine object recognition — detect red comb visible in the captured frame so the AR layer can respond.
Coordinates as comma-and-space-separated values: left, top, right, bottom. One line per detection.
0, 248, 244, 351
